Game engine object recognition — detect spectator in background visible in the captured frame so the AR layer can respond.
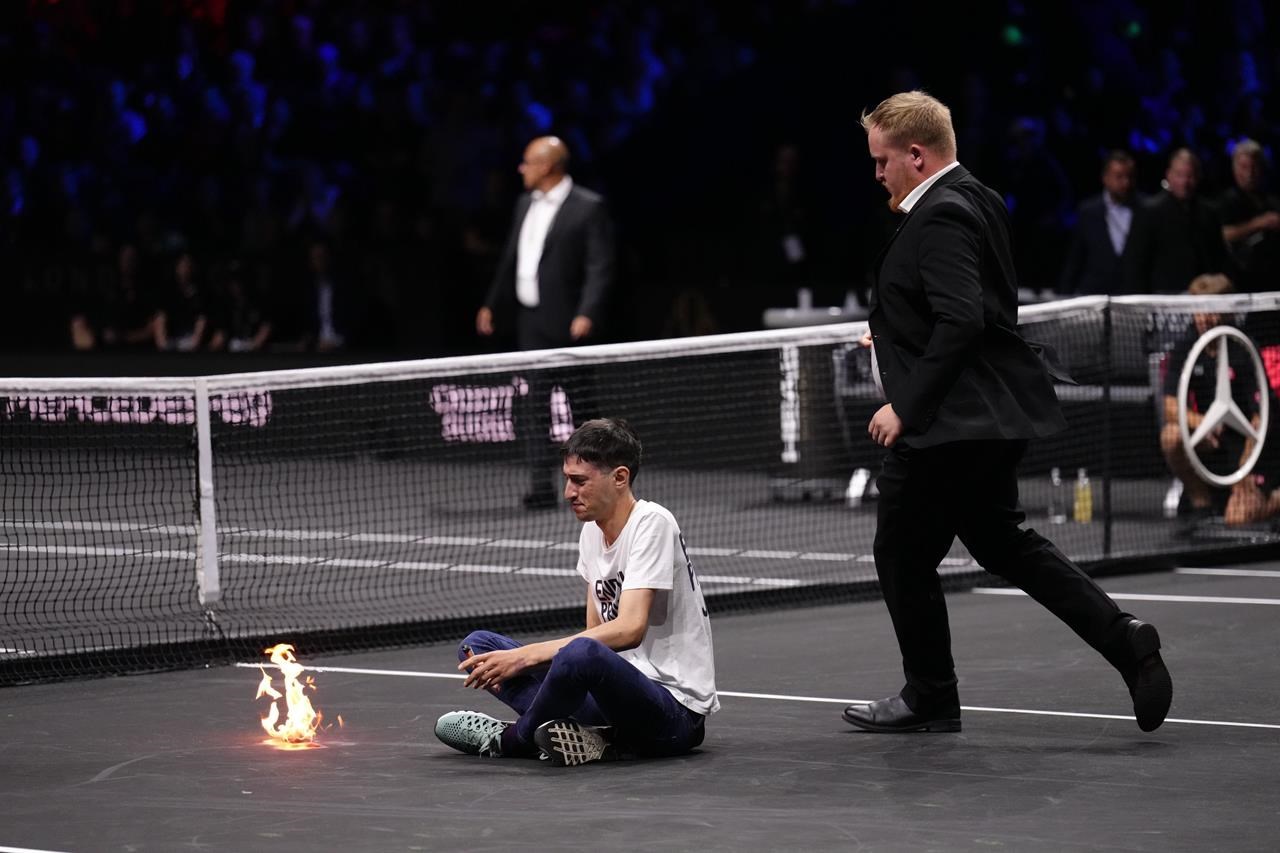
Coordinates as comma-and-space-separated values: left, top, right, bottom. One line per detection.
72, 243, 161, 351
477, 136, 616, 509
1217, 139, 1280, 292
1126, 148, 1230, 294
207, 260, 272, 353
1060, 150, 1143, 295
155, 251, 208, 351
750, 142, 819, 293
296, 239, 351, 352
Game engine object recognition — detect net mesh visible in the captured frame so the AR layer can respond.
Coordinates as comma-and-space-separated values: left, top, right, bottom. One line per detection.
4, 294, 1280, 682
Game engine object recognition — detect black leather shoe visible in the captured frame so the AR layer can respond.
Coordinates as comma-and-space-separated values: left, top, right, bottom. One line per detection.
842, 695, 961, 733
1122, 619, 1173, 732
522, 491, 558, 510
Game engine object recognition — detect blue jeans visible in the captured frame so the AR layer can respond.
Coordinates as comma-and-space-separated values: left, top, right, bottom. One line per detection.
458, 630, 706, 756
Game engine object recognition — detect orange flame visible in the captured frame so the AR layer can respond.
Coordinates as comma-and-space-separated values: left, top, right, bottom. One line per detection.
256, 643, 323, 747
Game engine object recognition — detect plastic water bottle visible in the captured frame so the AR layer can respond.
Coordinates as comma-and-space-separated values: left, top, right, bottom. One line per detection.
1073, 467, 1093, 523
1047, 467, 1067, 524
845, 467, 871, 508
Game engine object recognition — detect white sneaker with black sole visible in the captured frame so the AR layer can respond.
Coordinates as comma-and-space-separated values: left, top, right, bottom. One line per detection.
434, 710, 511, 757
533, 718, 618, 766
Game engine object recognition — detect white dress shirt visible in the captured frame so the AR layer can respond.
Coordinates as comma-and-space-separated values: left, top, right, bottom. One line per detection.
1102, 192, 1133, 255
516, 176, 574, 308
897, 160, 961, 213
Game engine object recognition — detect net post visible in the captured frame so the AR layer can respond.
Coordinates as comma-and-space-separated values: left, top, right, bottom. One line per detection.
194, 378, 221, 607
1101, 298, 1113, 557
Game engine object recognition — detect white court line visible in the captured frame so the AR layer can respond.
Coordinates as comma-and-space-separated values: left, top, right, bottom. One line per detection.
0, 846, 75, 853
973, 587, 1280, 606
1, 543, 818, 590
233, 663, 1280, 730
0, 518, 866, 566
1176, 567, 1280, 578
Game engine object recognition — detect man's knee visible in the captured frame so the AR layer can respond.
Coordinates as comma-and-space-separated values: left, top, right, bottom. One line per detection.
553, 637, 609, 674
458, 630, 501, 661
969, 526, 1050, 576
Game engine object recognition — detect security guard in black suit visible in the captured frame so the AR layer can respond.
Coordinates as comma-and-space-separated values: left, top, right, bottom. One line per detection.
845, 92, 1172, 734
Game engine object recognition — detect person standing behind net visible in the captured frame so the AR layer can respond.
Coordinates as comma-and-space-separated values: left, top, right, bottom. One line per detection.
1059, 150, 1144, 295
434, 418, 717, 765
476, 136, 617, 509
1217, 138, 1280, 293
1125, 148, 1230, 294
846, 91, 1173, 735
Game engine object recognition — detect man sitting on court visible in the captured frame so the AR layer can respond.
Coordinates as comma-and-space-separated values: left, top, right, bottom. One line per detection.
434, 418, 718, 765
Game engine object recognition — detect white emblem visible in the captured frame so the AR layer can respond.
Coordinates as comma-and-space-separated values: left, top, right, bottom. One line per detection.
1176, 325, 1269, 487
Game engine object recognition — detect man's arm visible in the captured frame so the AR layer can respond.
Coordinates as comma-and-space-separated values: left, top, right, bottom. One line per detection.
1223, 211, 1280, 245
478, 201, 524, 335
460, 587, 654, 690
571, 201, 616, 338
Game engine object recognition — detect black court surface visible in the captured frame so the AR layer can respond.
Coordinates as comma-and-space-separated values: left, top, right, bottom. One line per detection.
4, 564, 1279, 853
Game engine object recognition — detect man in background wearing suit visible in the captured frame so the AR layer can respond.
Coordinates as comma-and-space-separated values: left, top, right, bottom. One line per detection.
1059, 150, 1142, 295
1126, 148, 1229, 294
477, 136, 617, 509
844, 91, 1172, 735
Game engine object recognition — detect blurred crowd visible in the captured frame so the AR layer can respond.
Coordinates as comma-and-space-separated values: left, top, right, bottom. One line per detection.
2, 0, 1280, 358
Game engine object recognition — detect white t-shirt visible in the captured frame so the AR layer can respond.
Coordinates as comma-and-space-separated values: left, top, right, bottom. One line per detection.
577, 500, 719, 716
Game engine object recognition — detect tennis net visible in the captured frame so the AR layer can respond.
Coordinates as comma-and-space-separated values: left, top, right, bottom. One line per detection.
4, 293, 1279, 683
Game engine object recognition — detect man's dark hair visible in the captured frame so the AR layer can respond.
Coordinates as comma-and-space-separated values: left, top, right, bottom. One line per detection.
561, 418, 642, 483
1103, 149, 1135, 171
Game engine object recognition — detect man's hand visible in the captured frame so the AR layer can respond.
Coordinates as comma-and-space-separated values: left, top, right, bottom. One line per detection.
1257, 211, 1280, 232
458, 648, 531, 691
858, 330, 873, 348
570, 315, 593, 340
868, 403, 903, 447
476, 306, 494, 336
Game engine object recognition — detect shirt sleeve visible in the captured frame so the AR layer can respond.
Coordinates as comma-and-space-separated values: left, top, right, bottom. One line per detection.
575, 524, 592, 582
620, 511, 676, 591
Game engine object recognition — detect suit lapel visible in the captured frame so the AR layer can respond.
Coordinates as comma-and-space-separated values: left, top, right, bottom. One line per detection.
869, 211, 910, 310
869, 165, 971, 308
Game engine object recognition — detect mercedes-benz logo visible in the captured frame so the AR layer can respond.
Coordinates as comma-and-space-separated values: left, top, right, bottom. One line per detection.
1177, 324, 1270, 487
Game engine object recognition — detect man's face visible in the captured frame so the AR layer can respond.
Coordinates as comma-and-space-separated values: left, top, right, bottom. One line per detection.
1165, 158, 1198, 201
1102, 160, 1135, 203
1194, 311, 1223, 337
563, 455, 622, 522
867, 125, 920, 212
1233, 151, 1263, 193
518, 142, 553, 191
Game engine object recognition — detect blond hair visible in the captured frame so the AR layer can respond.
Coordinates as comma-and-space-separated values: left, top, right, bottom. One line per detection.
860, 91, 957, 159
1233, 138, 1265, 163
1187, 273, 1234, 295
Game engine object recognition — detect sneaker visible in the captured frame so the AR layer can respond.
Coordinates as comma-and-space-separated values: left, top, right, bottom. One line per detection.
434, 710, 511, 757
533, 718, 618, 766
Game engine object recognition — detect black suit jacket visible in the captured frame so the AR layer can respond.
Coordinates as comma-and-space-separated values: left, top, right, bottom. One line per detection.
1059, 193, 1141, 295
869, 165, 1068, 448
1124, 191, 1228, 294
486, 183, 616, 349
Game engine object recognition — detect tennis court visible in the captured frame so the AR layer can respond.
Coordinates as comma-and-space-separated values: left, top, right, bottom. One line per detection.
3, 564, 1278, 852
4, 298, 1280, 851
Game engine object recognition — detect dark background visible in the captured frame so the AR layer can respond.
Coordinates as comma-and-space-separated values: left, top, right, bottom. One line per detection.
2, 0, 1278, 372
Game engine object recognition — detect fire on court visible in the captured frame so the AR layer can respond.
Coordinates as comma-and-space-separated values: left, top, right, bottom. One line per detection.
254, 643, 341, 749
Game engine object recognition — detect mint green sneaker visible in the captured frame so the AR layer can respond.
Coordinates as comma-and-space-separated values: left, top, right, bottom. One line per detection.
434, 710, 511, 757
533, 718, 618, 766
